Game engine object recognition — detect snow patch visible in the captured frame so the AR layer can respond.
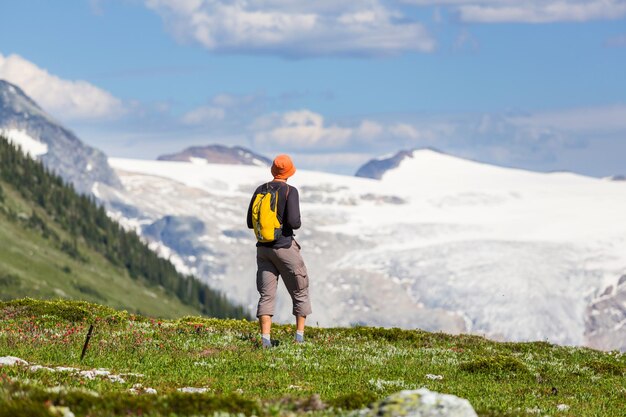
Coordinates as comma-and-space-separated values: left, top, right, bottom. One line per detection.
0, 128, 48, 157
189, 157, 208, 165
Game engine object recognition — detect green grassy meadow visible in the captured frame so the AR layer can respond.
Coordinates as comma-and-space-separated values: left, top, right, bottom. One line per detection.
0, 299, 624, 417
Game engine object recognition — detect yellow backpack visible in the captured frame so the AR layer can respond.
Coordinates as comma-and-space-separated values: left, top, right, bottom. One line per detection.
251, 183, 288, 243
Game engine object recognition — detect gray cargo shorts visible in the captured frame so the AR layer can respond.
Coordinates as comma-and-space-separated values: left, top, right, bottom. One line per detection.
256, 240, 312, 318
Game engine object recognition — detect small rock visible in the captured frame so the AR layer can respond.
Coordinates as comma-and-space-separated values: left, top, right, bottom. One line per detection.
557, 404, 570, 411
304, 393, 325, 411
79, 369, 110, 380
29, 365, 55, 372
55, 367, 79, 373
107, 374, 125, 384
425, 374, 444, 380
178, 387, 209, 394
364, 389, 478, 417
129, 384, 157, 395
0, 356, 28, 366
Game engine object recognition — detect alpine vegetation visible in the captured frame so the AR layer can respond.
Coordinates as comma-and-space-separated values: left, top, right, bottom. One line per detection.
0, 299, 624, 416
0, 136, 248, 319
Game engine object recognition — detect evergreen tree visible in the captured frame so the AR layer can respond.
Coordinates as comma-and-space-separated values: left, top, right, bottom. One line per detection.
0, 136, 249, 319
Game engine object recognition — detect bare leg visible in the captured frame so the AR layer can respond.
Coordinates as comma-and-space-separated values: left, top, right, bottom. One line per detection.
296, 315, 306, 332
259, 315, 272, 335
295, 316, 306, 343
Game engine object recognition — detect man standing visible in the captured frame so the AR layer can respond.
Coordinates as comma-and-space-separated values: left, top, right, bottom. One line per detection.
247, 154, 312, 347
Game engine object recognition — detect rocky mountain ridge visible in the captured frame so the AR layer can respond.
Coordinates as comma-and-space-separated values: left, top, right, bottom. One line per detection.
0, 79, 120, 194
158, 144, 271, 166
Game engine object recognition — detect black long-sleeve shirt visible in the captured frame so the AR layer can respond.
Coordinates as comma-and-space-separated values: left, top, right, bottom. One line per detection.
247, 181, 301, 248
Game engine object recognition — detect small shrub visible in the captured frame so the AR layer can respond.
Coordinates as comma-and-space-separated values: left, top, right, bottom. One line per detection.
348, 326, 429, 344
0, 401, 54, 417
72, 282, 105, 301
0, 272, 20, 287
330, 391, 378, 410
587, 360, 625, 376
0, 298, 126, 323
60, 241, 87, 262
460, 353, 529, 375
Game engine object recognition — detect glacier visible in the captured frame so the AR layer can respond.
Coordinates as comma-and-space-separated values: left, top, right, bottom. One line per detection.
96, 150, 626, 350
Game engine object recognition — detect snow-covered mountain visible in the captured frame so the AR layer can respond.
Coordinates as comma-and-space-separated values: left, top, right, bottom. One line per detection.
355, 149, 417, 179
95, 149, 626, 351
0, 80, 120, 194
158, 144, 271, 167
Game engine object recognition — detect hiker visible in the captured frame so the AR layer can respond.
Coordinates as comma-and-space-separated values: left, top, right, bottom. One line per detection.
247, 154, 312, 347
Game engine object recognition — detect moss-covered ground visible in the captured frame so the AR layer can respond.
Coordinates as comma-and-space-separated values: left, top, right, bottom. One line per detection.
0, 299, 624, 416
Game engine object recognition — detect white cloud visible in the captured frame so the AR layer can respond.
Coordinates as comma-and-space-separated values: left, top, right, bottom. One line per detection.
0, 53, 124, 121
404, 0, 626, 23
251, 110, 442, 151
389, 123, 422, 140
253, 110, 352, 149
144, 0, 435, 57
357, 120, 384, 140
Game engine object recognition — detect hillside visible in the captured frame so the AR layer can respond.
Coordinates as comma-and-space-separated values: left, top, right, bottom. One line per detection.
0, 136, 248, 319
0, 299, 624, 417
97, 150, 626, 350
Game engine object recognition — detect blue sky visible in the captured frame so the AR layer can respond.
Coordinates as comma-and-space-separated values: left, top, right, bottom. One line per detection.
1, 0, 625, 175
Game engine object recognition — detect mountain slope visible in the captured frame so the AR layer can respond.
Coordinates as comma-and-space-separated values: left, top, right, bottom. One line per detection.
0, 136, 248, 319
0, 79, 120, 194
98, 149, 626, 350
158, 144, 271, 166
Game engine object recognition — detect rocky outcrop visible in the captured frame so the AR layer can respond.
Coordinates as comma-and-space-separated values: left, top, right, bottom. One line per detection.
585, 274, 626, 351
355, 150, 414, 180
0, 79, 121, 194
363, 389, 478, 417
158, 144, 271, 166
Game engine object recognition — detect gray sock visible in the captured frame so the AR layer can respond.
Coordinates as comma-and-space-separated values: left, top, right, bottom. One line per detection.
295, 330, 304, 343
261, 334, 271, 348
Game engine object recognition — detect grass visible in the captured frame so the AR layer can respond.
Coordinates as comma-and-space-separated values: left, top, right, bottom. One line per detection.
0, 179, 202, 319
0, 299, 624, 417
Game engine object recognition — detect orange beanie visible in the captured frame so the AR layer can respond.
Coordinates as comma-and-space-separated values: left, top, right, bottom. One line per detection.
271, 154, 296, 180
